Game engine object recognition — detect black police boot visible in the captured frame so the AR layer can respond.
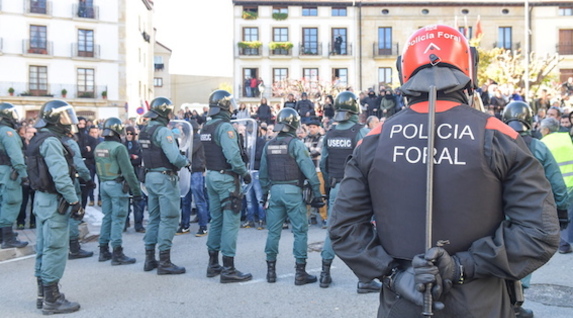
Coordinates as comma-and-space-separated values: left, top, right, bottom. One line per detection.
1, 226, 28, 249
144, 249, 158, 272
220, 256, 252, 283
206, 250, 223, 277
295, 262, 317, 286
157, 250, 186, 275
514, 306, 534, 318
266, 261, 277, 283
68, 239, 93, 260
111, 246, 136, 265
36, 278, 44, 309
357, 280, 382, 294
98, 244, 112, 262
319, 259, 333, 288
42, 282, 80, 315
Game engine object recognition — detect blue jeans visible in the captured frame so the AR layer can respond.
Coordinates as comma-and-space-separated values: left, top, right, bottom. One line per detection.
244, 171, 265, 223
181, 172, 209, 228
127, 192, 147, 230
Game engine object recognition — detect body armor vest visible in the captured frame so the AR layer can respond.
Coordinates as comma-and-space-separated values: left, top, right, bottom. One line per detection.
26, 131, 76, 193
325, 123, 362, 180
370, 106, 504, 259
139, 124, 178, 171
266, 136, 304, 187
201, 120, 232, 171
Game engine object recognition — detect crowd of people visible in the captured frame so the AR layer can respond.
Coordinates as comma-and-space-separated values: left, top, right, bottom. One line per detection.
2, 25, 573, 317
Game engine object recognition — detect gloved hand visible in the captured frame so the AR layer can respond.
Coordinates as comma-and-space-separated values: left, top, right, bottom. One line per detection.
243, 173, 252, 184
557, 209, 569, 230
85, 179, 97, 190
385, 266, 444, 310
423, 247, 464, 296
70, 202, 85, 221
260, 195, 268, 207
21, 176, 30, 187
310, 197, 325, 208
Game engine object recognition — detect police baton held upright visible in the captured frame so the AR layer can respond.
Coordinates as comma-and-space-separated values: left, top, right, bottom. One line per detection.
422, 85, 437, 317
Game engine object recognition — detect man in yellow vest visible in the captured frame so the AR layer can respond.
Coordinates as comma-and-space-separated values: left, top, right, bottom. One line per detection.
540, 117, 573, 254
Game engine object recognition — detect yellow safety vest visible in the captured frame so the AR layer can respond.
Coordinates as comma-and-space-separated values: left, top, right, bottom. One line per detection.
541, 132, 573, 188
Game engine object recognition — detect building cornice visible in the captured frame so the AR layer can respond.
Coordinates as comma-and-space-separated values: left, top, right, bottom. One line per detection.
233, 1, 573, 7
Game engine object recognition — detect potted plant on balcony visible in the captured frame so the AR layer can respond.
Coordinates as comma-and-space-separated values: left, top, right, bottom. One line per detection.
242, 11, 258, 20
272, 12, 288, 21
101, 91, 107, 99
8, 87, 14, 96
238, 41, 262, 49
61, 88, 67, 98
269, 42, 294, 51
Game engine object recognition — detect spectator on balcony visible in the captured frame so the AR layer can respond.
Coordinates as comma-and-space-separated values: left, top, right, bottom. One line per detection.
334, 36, 343, 55
562, 77, 573, 95
250, 77, 259, 97
78, 0, 88, 18
244, 77, 252, 98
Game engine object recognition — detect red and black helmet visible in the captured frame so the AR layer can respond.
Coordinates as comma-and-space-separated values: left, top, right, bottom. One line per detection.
397, 25, 478, 97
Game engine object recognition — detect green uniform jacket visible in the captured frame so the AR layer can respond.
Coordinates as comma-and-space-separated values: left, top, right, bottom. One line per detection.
0, 125, 28, 178
95, 140, 142, 197
259, 132, 321, 198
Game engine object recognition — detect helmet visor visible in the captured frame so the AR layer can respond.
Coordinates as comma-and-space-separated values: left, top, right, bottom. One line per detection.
56, 105, 79, 126
4, 108, 20, 121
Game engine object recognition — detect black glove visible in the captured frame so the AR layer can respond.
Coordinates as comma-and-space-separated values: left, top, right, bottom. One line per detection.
260, 195, 268, 207
21, 176, 30, 187
85, 179, 97, 190
423, 247, 464, 296
70, 202, 85, 221
557, 209, 569, 230
385, 266, 444, 310
310, 197, 325, 208
243, 173, 252, 184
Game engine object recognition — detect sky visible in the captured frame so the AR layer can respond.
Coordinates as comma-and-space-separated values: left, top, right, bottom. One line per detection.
153, 0, 234, 77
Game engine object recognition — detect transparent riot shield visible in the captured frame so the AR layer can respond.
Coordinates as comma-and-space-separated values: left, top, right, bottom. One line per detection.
231, 118, 258, 172
168, 120, 194, 198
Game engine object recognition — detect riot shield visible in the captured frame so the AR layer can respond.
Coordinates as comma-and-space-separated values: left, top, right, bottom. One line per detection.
168, 119, 194, 197
231, 118, 258, 172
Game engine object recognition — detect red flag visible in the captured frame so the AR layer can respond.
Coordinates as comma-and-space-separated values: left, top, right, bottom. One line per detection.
475, 15, 483, 39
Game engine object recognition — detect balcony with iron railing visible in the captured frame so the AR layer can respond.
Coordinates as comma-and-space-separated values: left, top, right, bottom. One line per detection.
1, 81, 107, 100
71, 43, 100, 59
23, 39, 53, 56
24, 0, 52, 16
299, 42, 323, 57
373, 42, 400, 57
72, 3, 99, 20
493, 42, 521, 51
154, 63, 165, 71
238, 47, 261, 57
557, 43, 573, 55
328, 42, 353, 57
269, 41, 293, 57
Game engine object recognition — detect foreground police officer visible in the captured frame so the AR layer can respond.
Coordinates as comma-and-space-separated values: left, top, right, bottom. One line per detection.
503, 101, 570, 318
27, 100, 82, 314
329, 25, 559, 317
0, 103, 29, 249
139, 97, 190, 275
201, 90, 253, 283
318, 92, 381, 293
62, 129, 95, 260
260, 108, 324, 285
95, 117, 142, 265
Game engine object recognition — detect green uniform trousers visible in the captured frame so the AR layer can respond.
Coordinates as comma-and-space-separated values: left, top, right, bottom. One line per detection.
143, 172, 180, 251
34, 191, 70, 284
0, 166, 23, 228
321, 182, 340, 260
99, 181, 130, 248
206, 171, 241, 257
265, 184, 309, 263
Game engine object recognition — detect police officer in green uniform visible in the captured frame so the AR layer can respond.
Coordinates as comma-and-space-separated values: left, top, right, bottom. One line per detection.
95, 117, 143, 265
62, 131, 96, 260
259, 108, 325, 285
201, 90, 253, 283
0, 103, 29, 249
139, 97, 190, 275
27, 100, 82, 314
319, 92, 381, 293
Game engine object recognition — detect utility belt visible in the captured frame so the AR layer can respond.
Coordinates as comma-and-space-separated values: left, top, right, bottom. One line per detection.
271, 180, 303, 188
212, 169, 239, 178
146, 169, 177, 176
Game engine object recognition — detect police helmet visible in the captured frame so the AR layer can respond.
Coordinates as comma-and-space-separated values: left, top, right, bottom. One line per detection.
208, 90, 236, 116
144, 97, 174, 119
273, 108, 300, 133
0, 103, 20, 127
333, 91, 361, 122
397, 24, 478, 97
502, 101, 533, 132
35, 100, 78, 129
101, 117, 125, 137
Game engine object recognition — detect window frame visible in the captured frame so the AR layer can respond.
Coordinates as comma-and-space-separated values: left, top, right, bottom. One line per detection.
302, 28, 319, 55
378, 67, 393, 86
29, 65, 48, 96
77, 68, 95, 97
302, 7, 317, 16
332, 7, 347, 17
78, 29, 94, 57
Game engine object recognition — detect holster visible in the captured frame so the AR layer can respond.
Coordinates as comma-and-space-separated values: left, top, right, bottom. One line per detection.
10, 169, 18, 181
505, 280, 524, 307
221, 171, 244, 214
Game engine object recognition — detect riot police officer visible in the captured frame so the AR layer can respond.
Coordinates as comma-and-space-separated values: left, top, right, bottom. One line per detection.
95, 117, 143, 265
259, 108, 324, 285
0, 102, 29, 249
201, 90, 253, 283
27, 100, 82, 314
318, 92, 381, 293
139, 97, 190, 275
329, 25, 559, 317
